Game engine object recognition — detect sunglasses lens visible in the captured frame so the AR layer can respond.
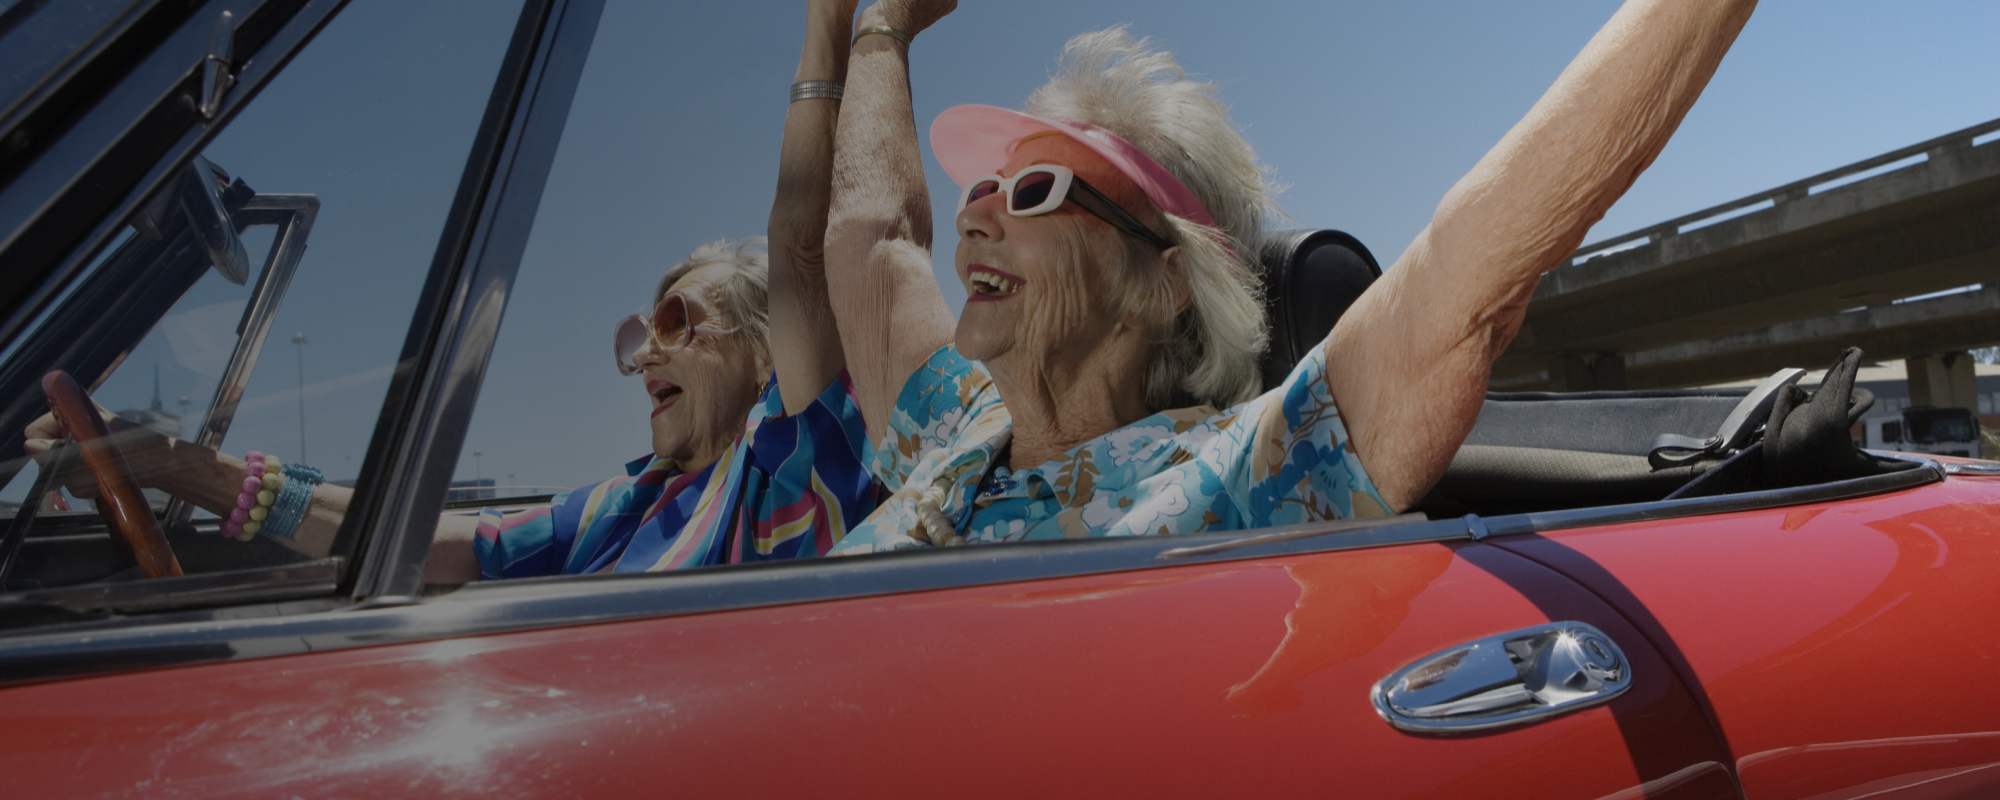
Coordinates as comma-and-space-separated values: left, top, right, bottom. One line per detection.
657, 293, 709, 350
613, 315, 647, 373
1010, 172, 1057, 214
965, 179, 1000, 208
653, 294, 690, 345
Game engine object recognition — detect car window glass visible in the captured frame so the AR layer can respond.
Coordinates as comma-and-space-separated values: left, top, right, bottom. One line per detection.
455, 4, 787, 503
0, 1, 522, 591
447, 5, 859, 580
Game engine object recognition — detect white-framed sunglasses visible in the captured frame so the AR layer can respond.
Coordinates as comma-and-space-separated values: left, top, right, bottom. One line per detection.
957, 164, 1173, 250
612, 291, 736, 375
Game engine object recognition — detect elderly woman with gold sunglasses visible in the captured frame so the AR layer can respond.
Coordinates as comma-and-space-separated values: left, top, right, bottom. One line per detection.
23, 1, 880, 582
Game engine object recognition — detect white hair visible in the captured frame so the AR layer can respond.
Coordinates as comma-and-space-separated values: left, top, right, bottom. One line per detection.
656, 236, 771, 372
1024, 26, 1274, 410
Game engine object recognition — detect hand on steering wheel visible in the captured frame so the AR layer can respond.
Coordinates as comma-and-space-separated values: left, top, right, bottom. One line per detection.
37, 371, 182, 578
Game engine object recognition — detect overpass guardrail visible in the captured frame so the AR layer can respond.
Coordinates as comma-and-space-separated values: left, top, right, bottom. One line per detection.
1568, 115, 2000, 267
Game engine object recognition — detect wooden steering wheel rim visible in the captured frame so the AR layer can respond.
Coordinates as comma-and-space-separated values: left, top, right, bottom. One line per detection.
40, 370, 183, 578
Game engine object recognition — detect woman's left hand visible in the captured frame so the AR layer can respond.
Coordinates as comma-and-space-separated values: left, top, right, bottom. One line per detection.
22, 405, 180, 499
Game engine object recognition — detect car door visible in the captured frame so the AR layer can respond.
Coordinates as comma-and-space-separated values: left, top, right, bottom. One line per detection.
1497, 471, 2000, 798
3, 527, 1736, 798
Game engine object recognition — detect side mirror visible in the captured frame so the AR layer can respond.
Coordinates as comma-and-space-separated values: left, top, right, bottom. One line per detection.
133, 156, 253, 285
181, 158, 251, 284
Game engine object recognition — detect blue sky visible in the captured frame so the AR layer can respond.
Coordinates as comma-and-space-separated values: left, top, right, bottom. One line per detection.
54, 1, 2000, 495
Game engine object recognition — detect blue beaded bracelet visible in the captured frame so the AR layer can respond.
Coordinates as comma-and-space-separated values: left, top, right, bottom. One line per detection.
260, 462, 323, 542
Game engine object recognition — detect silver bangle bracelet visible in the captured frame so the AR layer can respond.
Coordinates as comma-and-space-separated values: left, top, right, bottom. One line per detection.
789, 80, 844, 102
851, 25, 911, 49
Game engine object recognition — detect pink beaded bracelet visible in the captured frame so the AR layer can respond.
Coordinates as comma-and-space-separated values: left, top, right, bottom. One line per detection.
221, 451, 285, 541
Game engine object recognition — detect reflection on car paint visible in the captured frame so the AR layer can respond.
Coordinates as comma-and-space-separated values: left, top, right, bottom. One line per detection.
1227, 544, 1453, 717
1503, 484, 2000, 798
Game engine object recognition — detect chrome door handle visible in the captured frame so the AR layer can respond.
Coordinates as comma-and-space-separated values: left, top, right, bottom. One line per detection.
1372, 621, 1631, 734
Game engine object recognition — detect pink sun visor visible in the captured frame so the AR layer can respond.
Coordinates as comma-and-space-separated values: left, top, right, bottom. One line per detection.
930, 104, 1215, 227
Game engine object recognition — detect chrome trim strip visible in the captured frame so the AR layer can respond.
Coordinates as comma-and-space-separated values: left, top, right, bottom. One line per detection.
0, 558, 340, 615
1155, 513, 1426, 559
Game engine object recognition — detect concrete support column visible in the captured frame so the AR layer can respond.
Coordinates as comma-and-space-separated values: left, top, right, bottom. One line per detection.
1906, 351, 1978, 409
1548, 351, 1628, 391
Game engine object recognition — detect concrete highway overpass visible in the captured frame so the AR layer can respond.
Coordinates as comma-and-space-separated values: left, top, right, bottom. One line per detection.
1494, 116, 2000, 393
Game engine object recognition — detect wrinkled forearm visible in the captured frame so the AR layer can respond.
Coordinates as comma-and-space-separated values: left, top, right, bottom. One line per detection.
1331, 0, 1754, 510
1425, 0, 1756, 315
824, 9, 955, 435
768, 3, 853, 413
769, 5, 849, 258
827, 8, 932, 263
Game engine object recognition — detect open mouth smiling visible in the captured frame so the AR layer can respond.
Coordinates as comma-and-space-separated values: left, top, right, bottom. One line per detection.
646, 378, 684, 416
966, 264, 1026, 302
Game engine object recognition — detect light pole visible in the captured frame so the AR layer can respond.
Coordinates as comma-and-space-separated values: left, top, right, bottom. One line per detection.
290, 332, 308, 464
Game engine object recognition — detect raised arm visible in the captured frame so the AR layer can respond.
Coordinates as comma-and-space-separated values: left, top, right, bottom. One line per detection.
1326, 0, 1756, 509
768, 0, 857, 414
824, 0, 958, 439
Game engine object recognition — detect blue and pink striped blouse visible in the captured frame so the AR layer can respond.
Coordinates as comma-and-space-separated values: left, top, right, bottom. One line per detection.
473, 374, 879, 578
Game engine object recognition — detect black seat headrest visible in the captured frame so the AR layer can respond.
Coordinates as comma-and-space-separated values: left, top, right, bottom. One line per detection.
1257, 229, 1382, 390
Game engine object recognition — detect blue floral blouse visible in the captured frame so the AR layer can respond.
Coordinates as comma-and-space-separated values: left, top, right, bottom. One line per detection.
829, 343, 1392, 554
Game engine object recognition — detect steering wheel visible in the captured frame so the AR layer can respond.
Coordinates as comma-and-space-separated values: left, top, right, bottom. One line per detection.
41, 371, 184, 578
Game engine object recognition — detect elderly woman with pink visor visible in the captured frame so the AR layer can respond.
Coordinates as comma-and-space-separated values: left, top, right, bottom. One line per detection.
821, 0, 1757, 552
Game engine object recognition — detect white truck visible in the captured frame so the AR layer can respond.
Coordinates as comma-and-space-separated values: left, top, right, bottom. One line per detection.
1863, 406, 1982, 458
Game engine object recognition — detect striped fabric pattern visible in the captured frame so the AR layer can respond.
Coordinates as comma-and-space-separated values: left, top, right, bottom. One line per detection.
473, 373, 879, 579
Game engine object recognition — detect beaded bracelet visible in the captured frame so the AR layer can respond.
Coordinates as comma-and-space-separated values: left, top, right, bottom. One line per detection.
241, 456, 286, 541
222, 451, 282, 540
259, 462, 324, 542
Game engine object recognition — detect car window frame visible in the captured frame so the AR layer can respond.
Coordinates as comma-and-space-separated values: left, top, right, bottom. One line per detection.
331, 0, 604, 601
0, 0, 345, 349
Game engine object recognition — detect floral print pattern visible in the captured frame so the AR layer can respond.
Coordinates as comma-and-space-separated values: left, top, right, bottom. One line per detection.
830, 344, 1390, 554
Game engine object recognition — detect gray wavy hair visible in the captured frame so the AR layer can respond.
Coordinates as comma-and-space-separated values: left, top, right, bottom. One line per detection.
1025, 26, 1274, 410
655, 236, 771, 372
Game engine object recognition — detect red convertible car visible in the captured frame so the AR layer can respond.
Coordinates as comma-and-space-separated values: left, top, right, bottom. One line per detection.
2, 1, 1998, 797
